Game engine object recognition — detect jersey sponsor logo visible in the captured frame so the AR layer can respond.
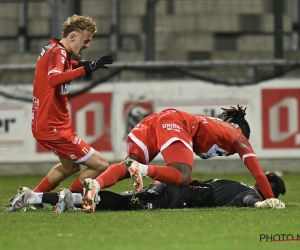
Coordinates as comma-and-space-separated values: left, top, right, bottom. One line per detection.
197, 144, 229, 159
162, 123, 182, 132
262, 89, 300, 148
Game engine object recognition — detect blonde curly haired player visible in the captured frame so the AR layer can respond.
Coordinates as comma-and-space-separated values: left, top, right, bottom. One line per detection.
7, 15, 113, 210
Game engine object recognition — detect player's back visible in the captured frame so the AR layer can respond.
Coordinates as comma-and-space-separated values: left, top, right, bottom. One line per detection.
200, 179, 253, 207
193, 116, 243, 158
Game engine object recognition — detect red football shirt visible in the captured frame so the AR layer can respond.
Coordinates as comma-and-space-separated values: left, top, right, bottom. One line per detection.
128, 109, 274, 199
31, 38, 86, 140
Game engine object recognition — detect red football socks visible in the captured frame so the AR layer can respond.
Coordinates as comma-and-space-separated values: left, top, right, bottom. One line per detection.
69, 176, 83, 192
147, 165, 183, 186
95, 163, 128, 189
33, 175, 58, 192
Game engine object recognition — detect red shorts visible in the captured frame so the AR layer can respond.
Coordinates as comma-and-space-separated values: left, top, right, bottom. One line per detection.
37, 132, 94, 163
126, 110, 194, 166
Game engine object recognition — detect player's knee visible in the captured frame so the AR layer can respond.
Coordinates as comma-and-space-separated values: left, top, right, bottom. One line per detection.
93, 158, 109, 171
67, 164, 81, 175
99, 157, 109, 170
60, 163, 81, 176
72, 164, 81, 174
85, 151, 109, 171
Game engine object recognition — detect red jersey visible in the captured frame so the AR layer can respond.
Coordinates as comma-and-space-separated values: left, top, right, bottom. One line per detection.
193, 115, 242, 158
31, 38, 86, 140
127, 109, 274, 199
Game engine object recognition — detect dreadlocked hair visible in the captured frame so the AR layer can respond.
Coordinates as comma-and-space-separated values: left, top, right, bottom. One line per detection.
220, 105, 251, 139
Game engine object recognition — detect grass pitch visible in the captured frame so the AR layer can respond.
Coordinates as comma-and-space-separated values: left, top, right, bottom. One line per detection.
0, 173, 300, 250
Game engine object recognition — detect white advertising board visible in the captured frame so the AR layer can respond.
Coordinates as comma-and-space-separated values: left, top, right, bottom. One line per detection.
1, 79, 300, 163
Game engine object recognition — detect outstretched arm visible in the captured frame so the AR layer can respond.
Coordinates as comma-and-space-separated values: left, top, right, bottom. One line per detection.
230, 190, 285, 209
233, 134, 274, 199
48, 50, 112, 88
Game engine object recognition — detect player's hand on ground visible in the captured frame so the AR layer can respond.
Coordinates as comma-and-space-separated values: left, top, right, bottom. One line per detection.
83, 55, 113, 75
255, 198, 285, 209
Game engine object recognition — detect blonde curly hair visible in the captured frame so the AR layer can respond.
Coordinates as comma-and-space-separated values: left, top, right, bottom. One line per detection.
61, 14, 97, 38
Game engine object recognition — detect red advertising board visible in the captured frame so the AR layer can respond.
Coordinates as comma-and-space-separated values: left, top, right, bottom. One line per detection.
262, 88, 300, 148
37, 92, 112, 152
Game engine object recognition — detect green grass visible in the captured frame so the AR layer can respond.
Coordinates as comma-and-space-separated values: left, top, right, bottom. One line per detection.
1, 173, 300, 250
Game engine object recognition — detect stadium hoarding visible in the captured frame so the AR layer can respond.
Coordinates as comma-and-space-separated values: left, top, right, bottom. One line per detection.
35, 92, 113, 153
111, 79, 300, 160
0, 79, 300, 163
262, 88, 300, 149
0, 84, 115, 163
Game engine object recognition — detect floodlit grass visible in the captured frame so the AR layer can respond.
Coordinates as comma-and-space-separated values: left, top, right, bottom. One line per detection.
0, 173, 300, 250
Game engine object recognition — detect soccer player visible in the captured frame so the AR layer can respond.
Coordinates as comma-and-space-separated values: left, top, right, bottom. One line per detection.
30, 14, 113, 195
81, 105, 282, 213
4, 172, 286, 212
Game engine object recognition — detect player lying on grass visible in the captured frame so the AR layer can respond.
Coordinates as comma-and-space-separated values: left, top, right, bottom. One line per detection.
5, 172, 285, 212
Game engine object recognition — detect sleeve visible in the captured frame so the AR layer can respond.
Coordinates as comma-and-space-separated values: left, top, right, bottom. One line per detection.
47, 48, 86, 88
233, 134, 275, 199
226, 190, 261, 207
71, 60, 79, 68
242, 193, 262, 207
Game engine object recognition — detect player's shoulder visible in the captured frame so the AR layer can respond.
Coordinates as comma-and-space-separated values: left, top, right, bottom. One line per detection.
50, 43, 68, 56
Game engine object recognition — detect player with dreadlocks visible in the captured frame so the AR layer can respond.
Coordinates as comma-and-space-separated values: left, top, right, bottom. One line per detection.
80, 106, 279, 213
221, 105, 250, 139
